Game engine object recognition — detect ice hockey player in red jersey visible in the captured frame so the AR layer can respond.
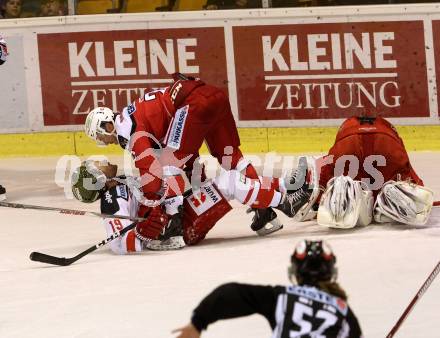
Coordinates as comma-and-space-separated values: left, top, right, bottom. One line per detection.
172, 239, 363, 338
84, 73, 313, 248
0, 34, 8, 201
298, 116, 434, 229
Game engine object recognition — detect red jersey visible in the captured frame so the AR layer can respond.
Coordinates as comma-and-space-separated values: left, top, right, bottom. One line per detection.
114, 78, 206, 200
318, 116, 423, 195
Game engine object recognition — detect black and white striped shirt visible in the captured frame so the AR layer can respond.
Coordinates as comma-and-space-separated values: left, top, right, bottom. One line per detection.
191, 283, 362, 338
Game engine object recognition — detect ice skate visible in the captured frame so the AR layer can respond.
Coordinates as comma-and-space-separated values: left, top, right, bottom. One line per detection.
276, 186, 313, 218
285, 156, 309, 193
285, 156, 321, 221
247, 207, 283, 236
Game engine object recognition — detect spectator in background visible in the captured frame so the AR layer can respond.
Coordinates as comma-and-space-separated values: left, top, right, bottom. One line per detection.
204, 0, 261, 10
1, 0, 35, 18
38, 0, 65, 16
1, 0, 22, 18
155, 0, 176, 11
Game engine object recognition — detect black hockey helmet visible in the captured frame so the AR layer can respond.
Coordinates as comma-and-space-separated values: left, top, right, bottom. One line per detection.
288, 240, 337, 285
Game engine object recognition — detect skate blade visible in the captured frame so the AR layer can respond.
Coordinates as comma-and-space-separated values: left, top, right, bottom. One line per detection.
145, 236, 186, 251
256, 219, 283, 236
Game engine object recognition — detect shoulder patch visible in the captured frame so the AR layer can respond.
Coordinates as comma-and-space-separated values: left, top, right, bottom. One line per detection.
127, 103, 136, 115
100, 187, 120, 215
116, 184, 129, 201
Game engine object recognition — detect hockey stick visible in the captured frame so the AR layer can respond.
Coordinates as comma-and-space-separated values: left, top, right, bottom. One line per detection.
29, 222, 137, 266
0, 201, 147, 222
386, 260, 440, 338
28, 188, 195, 266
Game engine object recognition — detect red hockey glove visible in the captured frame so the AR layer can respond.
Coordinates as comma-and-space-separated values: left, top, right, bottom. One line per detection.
135, 205, 170, 241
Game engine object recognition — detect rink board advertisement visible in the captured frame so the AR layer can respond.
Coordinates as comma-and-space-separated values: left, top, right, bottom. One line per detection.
1, 5, 440, 133
233, 21, 429, 121
37, 28, 228, 126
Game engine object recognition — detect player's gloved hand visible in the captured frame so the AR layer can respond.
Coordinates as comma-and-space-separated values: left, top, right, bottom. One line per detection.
135, 205, 170, 241
171, 323, 201, 338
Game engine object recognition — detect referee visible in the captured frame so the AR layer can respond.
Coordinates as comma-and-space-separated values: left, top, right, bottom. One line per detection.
173, 240, 362, 338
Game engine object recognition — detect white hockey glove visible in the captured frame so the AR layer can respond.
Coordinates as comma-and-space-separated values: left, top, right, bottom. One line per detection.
317, 175, 373, 229
374, 180, 434, 226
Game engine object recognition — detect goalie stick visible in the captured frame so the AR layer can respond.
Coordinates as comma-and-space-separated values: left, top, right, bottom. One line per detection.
386, 260, 440, 338
0, 201, 147, 222
29, 222, 137, 266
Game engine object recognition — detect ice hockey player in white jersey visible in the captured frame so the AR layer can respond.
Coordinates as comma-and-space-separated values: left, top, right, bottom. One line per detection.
71, 157, 313, 252
173, 239, 362, 338
71, 161, 144, 254
71, 160, 238, 252
0, 34, 8, 201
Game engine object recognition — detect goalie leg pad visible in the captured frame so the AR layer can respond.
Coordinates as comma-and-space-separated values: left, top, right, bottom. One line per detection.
374, 180, 434, 226
317, 175, 373, 229
183, 181, 232, 245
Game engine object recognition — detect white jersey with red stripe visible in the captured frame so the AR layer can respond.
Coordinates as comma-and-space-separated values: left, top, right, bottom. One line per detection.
100, 183, 142, 254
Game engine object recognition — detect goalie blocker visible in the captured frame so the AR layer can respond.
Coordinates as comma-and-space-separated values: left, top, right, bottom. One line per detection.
183, 182, 232, 245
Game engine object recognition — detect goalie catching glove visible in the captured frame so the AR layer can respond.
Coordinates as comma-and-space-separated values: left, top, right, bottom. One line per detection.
374, 180, 434, 226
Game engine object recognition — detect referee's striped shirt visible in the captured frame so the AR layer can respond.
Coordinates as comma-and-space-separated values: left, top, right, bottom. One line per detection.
191, 283, 362, 338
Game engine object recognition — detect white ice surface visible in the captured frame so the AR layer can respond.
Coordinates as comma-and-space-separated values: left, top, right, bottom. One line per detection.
1, 153, 440, 338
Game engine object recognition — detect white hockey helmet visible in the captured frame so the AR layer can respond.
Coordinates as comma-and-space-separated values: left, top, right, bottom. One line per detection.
85, 107, 115, 146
